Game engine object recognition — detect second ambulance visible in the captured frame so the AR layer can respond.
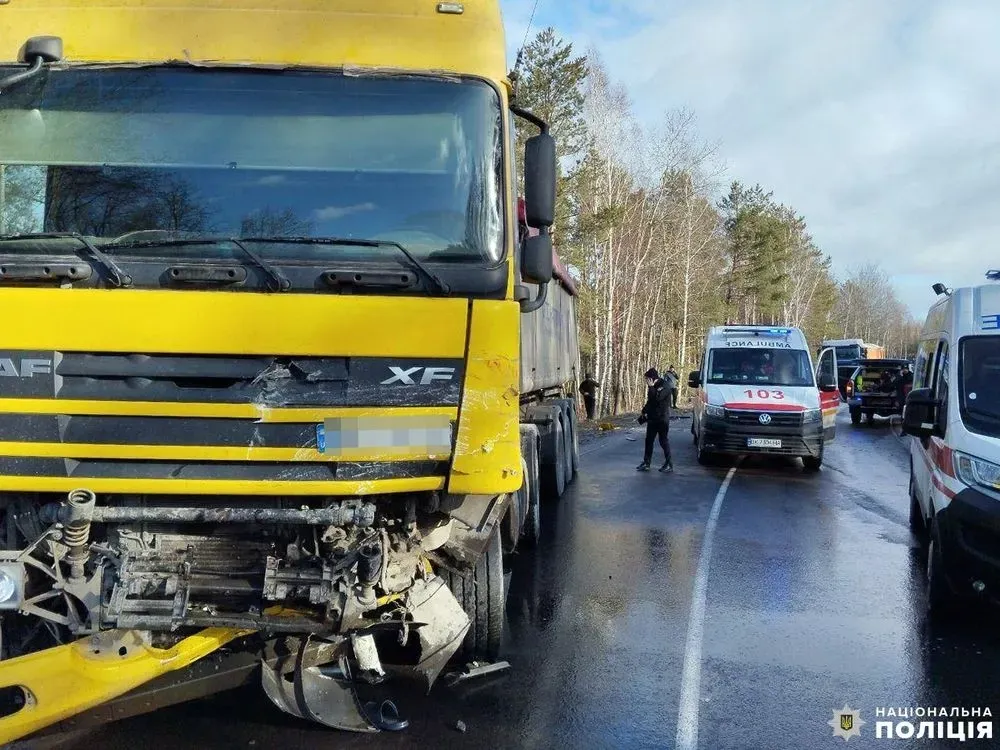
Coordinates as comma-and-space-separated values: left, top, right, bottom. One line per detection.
688, 326, 841, 469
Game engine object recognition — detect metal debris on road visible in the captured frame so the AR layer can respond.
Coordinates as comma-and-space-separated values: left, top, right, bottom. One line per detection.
444, 660, 511, 687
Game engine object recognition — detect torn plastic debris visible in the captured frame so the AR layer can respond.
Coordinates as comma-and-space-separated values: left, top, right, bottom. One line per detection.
443, 660, 511, 687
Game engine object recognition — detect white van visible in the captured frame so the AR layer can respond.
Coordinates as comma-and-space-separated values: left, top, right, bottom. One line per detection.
688, 325, 840, 469
904, 278, 1000, 618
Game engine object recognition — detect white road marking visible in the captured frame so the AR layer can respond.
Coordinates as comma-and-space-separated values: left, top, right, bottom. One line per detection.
675, 464, 738, 750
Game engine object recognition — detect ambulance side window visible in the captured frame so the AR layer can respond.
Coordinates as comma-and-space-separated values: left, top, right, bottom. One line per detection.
914, 338, 936, 389
933, 340, 949, 429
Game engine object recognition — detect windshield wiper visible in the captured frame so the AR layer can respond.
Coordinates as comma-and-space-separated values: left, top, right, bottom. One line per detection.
240, 236, 451, 294
0, 232, 132, 287
101, 237, 290, 291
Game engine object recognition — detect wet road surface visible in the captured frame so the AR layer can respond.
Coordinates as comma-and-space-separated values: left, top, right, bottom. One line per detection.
39, 410, 1000, 749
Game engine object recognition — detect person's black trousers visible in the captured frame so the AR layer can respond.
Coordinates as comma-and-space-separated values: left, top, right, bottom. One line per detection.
584, 395, 596, 420
643, 420, 671, 465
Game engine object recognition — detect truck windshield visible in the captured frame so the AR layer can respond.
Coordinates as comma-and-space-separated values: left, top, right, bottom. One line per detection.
708, 348, 815, 387
959, 337, 1000, 437
0, 66, 503, 263
835, 345, 861, 362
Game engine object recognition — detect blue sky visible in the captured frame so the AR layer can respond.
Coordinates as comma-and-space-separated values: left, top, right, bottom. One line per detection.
500, 0, 997, 317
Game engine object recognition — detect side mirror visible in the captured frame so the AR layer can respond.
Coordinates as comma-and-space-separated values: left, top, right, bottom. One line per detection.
819, 376, 838, 393
521, 233, 553, 285
902, 387, 936, 438
524, 132, 556, 228
687, 371, 702, 388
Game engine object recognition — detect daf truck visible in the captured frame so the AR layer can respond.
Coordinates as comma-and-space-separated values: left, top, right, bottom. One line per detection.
0, 0, 580, 741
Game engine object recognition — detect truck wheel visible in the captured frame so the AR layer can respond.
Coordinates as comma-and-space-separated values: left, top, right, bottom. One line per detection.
560, 407, 575, 485
541, 418, 567, 499
446, 525, 505, 661
850, 408, 861, 425
520, 435, 541, 548
926, 519, 960, 623
568, 403, 580, 477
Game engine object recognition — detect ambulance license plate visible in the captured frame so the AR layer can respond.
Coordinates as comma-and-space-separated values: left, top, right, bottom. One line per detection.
747, 438, 782, 449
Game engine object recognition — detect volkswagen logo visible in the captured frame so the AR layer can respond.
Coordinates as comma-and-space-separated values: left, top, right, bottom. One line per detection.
758, 413, 772, 425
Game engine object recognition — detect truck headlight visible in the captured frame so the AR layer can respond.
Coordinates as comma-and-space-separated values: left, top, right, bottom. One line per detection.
802, 408, 821, 423
705, 404, 725, 418
954, 452, 1000, 492
0, 563, 24, 610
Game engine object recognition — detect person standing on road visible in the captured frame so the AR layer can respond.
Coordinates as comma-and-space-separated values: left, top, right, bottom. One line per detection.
636, 367, 673, 473
664, 366, 680, 409
579, 373, 600, 420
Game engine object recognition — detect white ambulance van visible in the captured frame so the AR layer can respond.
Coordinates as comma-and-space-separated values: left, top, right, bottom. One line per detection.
688, 325, 840, 470
903, 276, 1000, 618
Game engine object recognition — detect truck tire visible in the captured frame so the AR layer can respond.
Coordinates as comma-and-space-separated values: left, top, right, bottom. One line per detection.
537, 412, 566, 500
520, 428, 541, 548
560, 404, 575, 484
568, 402, 580, 477
446, 525, 505, 662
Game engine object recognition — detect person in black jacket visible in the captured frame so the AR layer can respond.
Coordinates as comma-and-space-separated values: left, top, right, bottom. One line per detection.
636, 367, 673, 473
579, 373, 600, 420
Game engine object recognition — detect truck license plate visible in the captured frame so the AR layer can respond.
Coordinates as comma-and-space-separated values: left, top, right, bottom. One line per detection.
747, 438, 782, 449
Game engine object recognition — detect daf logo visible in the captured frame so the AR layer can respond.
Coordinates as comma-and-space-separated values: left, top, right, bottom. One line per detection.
381, 366, 456, 386
758, 413, 772, 425
0, 358, 52, 378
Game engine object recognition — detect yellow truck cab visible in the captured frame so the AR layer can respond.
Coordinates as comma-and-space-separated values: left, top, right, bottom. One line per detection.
0, 0, 581, 741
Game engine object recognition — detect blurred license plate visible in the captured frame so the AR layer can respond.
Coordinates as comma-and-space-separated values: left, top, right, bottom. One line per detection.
747, 438, 782, 448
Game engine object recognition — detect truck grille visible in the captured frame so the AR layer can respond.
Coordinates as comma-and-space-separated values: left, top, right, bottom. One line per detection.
0, 349, 463, 491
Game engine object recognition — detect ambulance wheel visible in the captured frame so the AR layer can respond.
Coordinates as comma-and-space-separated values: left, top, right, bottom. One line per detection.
696, 433, 714, 466
447, 525, 505, 661
908, 472, 928, 545
802, 444, 823, 471
926, 519, 960, 623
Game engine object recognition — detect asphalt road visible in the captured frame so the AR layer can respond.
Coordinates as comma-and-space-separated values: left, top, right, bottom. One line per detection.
36, 409, 1000, 749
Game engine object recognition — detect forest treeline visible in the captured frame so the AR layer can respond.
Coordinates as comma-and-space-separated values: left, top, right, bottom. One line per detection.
513, 28, 921, 414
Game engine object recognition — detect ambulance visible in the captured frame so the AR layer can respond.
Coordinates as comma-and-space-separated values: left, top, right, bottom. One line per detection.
903, 274, 1000, 618
688, 326, 840, 469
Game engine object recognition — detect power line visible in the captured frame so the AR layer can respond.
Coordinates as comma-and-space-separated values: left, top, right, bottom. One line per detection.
512, 0, 541, 77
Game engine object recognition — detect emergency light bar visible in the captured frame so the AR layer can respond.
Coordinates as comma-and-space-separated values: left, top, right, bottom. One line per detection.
987, 269, 1000, 281
722, 327, 792, 336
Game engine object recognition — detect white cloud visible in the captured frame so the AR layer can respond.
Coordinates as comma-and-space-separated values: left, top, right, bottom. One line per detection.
313, 202, 377, 221
500, 0, 1000, 316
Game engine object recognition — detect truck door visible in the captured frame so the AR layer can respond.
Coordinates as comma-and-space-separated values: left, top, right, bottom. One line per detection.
816, 347, 839, 442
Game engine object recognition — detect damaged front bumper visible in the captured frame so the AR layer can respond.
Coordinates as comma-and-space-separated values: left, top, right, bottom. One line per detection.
0, 576, 470, 744
261, 576, 469, 732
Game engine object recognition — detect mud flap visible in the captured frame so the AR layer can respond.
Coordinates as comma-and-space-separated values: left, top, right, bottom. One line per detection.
261, 576, 469, 731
